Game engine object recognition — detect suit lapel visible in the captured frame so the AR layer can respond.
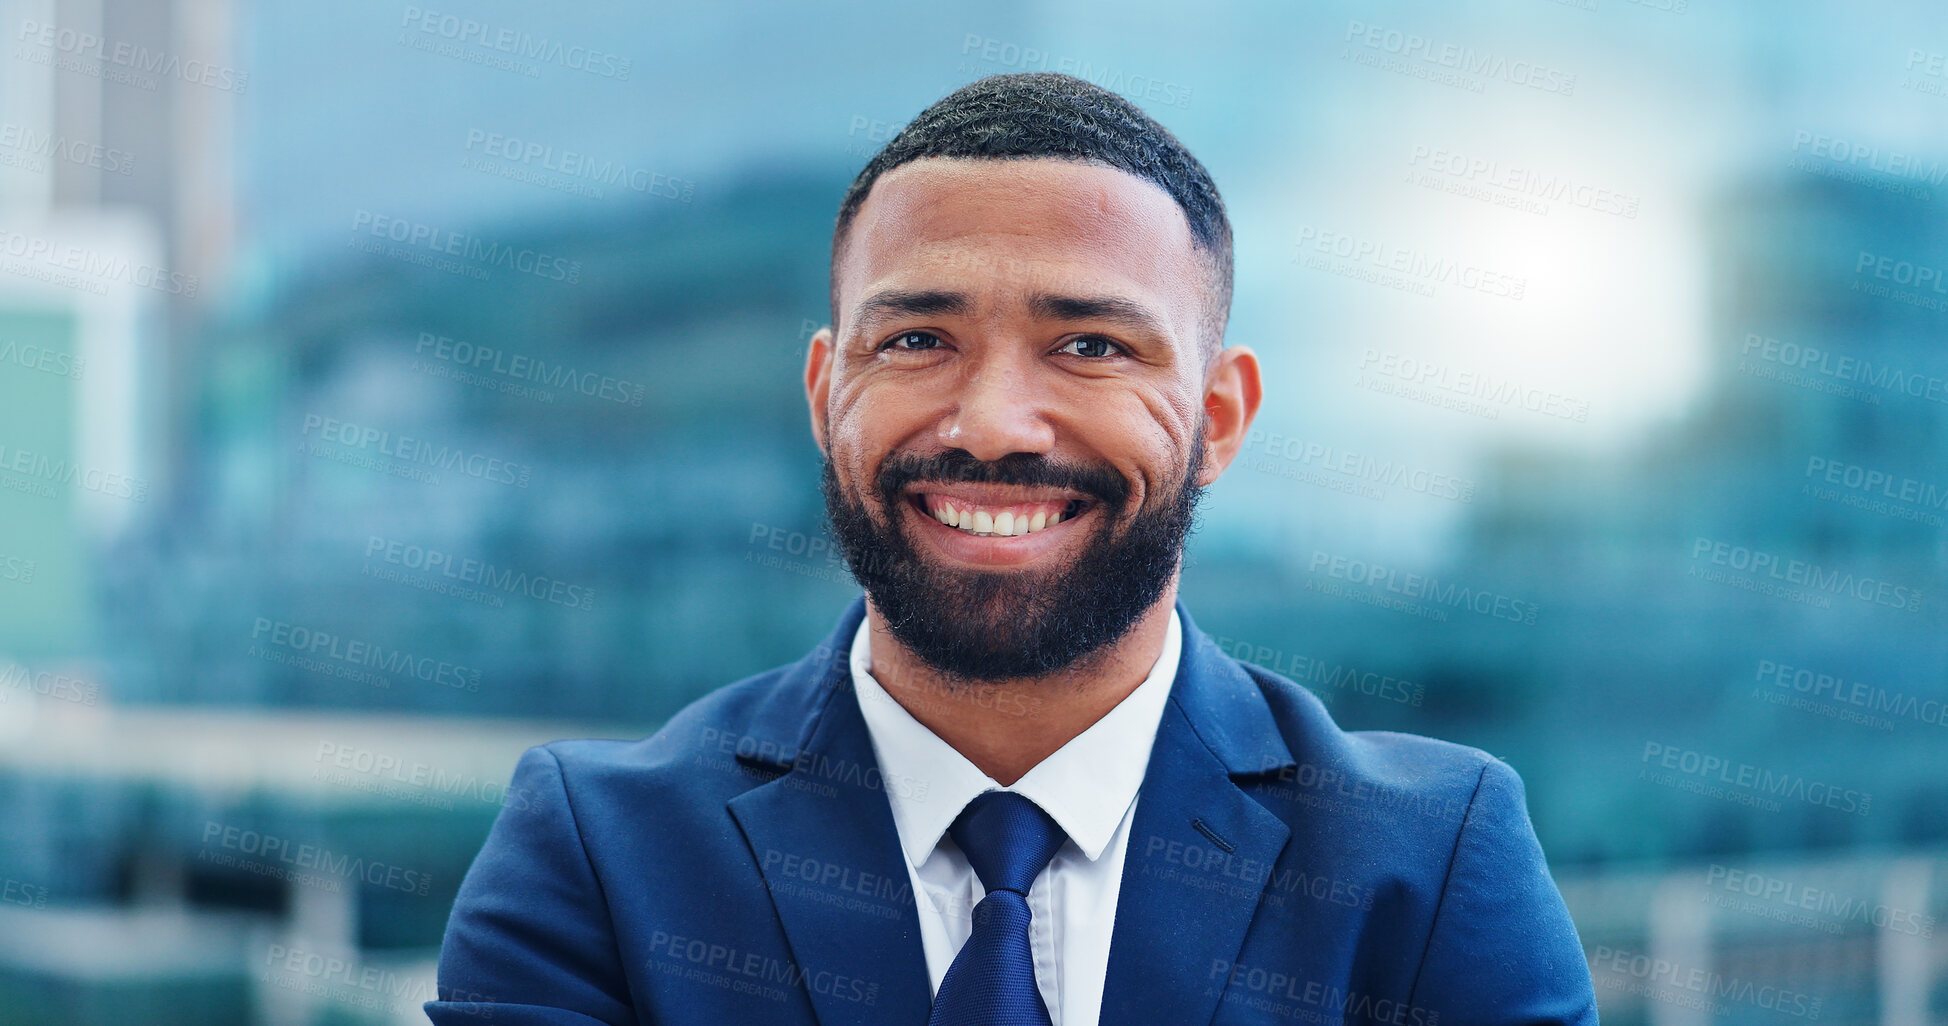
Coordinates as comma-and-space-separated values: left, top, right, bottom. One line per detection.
1099, 601, 1298, 1026
725, 596, 933, 1026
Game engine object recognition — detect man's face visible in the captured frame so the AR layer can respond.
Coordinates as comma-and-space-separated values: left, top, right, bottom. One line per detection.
807, 157, 1238, 685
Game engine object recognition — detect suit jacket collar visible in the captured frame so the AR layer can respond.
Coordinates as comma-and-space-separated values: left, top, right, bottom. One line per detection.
725, 595, 929, 1025
726, 593, 1299, 1026
1100, 600, 1300, 1025
724, 594, 1297, 778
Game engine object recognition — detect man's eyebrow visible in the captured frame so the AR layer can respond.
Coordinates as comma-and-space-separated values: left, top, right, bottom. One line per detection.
850, 288, 1172, 340
853, 289, 972, 326
1027, 292, 1169, 337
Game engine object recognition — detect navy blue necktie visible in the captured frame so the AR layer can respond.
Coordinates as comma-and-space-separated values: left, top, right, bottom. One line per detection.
927, 790, 1069, 1026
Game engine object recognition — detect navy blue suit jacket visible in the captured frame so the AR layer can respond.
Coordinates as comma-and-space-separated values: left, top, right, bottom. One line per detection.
428, 596, 1598, 1025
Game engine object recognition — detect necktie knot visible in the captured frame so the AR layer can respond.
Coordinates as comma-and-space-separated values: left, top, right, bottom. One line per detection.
948, 790, 1067, 897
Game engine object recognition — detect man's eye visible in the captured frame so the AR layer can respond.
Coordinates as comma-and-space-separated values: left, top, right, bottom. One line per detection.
880, 331, 943, 351
1058, 335, 1123, 359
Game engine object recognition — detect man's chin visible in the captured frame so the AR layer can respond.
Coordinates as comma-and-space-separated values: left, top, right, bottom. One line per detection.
904, 528, 1084, 582
869, 600, 1103, 685
888, 546, 1075, 626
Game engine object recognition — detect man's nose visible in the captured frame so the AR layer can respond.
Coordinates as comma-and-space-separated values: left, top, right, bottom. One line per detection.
936, 355, 1056, 463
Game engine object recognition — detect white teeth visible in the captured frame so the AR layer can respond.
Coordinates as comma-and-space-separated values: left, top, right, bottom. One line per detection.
927, 500, 1076, 536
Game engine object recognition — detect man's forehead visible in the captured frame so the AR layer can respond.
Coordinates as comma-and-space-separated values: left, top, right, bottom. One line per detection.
856, 250, 1130, 305
838, 156, 1202, 327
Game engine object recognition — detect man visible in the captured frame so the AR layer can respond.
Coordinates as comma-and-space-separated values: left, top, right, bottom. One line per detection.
428, 73, 1598, 1026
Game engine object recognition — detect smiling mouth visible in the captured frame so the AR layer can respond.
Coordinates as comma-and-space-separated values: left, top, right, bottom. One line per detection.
906, 492, 1092, 538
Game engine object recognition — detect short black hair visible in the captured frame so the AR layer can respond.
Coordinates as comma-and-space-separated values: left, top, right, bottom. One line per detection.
830, 72, 1233, 363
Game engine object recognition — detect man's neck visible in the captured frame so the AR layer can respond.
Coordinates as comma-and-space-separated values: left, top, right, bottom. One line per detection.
862, 585, 1178, 786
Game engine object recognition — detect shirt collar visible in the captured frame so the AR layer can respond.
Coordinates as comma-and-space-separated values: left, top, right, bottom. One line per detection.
849, 606, 1182, 869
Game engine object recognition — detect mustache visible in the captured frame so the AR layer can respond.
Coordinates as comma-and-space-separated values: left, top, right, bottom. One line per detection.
874, 449, 1131, 510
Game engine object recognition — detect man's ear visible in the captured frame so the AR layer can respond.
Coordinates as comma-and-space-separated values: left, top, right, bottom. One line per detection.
1196, 345, 1263, 487
804, 327, 835, 456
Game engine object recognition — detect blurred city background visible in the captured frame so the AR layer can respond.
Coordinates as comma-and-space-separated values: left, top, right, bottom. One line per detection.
0, 0, 1945, 1022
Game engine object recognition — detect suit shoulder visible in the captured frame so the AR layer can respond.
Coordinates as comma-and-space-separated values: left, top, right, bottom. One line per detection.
528, 662, 829, 796
1235, 659, 1502, 803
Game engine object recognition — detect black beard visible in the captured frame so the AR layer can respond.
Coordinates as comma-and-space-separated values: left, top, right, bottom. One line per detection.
819, 437, 1206, 685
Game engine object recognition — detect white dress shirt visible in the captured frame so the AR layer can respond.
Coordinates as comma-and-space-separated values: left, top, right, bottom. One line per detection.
847, 608, 1182, 1026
